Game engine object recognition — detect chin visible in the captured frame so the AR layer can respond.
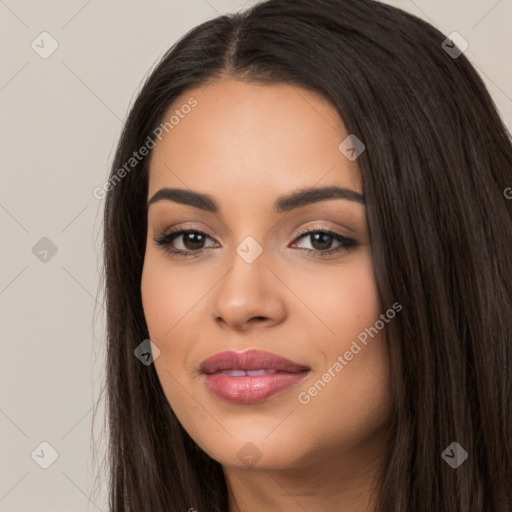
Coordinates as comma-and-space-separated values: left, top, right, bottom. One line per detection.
194, 430, 312, 471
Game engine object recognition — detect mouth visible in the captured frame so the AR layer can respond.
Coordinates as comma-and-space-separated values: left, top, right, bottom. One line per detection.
200, 349, 310, 404
213, 369, 282, 376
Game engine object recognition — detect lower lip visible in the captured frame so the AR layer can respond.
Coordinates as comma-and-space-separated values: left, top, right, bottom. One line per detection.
204, 372, 309, 404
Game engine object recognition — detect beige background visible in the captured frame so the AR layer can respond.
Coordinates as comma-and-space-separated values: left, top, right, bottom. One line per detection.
0, 0, 510, 510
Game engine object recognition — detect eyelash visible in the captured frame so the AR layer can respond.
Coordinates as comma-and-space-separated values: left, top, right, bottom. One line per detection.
153, 226, 358, 259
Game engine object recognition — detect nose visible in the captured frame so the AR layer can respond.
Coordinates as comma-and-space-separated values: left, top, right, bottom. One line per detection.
210, 246, 287, 332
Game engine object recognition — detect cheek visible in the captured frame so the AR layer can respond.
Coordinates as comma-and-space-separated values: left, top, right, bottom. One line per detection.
140, 260, 174, 341
140, 250, 216, 389
140, 256, 197, 410
337, 256, 382, 337
291, 252, 391, 435
140, 251, 211, 341
290, 250, 382, 343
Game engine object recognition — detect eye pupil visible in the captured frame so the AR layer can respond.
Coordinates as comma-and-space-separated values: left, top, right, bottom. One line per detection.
311, 233, 333, 250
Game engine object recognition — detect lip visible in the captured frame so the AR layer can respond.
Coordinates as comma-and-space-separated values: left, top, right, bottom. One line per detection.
200, 349, 310, 404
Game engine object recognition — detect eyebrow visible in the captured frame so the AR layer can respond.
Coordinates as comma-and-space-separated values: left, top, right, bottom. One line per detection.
146, 185, 365, 214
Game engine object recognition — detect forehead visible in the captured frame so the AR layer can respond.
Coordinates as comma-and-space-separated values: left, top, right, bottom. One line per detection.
148, 79, 362, 199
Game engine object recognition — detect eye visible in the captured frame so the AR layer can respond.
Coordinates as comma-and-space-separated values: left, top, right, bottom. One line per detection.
290, 228, 358, 256
153, 228, 218, 258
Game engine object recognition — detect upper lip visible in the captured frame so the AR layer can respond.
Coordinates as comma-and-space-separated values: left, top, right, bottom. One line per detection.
200, 349, 310, 374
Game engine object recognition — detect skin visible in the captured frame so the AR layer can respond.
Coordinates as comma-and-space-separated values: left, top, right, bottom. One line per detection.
141, 78, 394, 512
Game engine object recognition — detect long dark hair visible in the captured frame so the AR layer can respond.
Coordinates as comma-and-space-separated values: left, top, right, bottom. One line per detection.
99, 0, 512, 510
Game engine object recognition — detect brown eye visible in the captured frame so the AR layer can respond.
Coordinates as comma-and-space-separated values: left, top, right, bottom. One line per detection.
179, 232, 207, 250
153, 229, 218, 257
291, 229, 358, 256
308, 232, 335, 251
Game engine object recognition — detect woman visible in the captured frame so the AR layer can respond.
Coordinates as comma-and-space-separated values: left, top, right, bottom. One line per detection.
100, 0, 512, 510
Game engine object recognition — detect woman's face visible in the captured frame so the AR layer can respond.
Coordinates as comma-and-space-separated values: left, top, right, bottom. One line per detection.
141, 79, 393, 474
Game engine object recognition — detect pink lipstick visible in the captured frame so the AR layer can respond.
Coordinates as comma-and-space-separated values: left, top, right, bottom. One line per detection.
200, 349, 310, 404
